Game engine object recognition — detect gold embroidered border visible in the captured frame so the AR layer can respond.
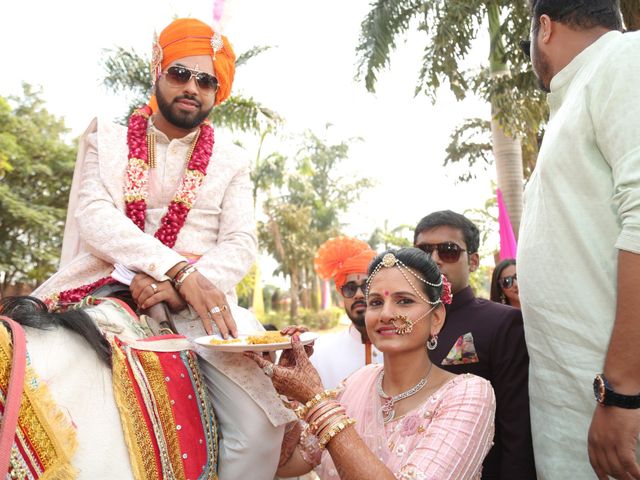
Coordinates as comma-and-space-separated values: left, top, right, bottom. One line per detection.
139, 351, 186, 480
112, 343, 160, 480
185, 351, 218, 479
0, 326, 78, 478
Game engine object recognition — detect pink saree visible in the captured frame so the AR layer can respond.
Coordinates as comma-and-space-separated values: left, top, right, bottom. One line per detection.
316, 365, 495, 480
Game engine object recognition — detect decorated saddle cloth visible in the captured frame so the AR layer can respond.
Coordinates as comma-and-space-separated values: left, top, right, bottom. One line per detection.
0, 324, 78, 479
89, 298, 219, 480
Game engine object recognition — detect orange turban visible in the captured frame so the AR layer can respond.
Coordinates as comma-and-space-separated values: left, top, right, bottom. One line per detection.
151, 18, 235, 107
314, 236, 376, 292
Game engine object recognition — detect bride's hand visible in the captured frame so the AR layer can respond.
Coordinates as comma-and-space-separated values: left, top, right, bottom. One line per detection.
245, 335, 324, 403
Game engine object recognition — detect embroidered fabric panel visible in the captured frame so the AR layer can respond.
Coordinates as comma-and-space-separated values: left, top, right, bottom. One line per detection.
112, 341, 162, 479
0, 326, 78, 479
112, 337, 217, 480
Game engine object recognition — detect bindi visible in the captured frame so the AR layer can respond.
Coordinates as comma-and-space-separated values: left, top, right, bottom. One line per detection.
383, 290, 390, 297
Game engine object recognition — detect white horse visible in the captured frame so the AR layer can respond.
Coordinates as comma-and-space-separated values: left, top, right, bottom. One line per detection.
0, 296, 217, 480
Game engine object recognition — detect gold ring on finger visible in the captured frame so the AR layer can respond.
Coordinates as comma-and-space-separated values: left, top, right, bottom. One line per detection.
221, 304, 228, 312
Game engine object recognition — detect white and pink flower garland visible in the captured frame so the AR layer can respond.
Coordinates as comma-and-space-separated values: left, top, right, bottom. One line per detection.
125, 104, 214, 248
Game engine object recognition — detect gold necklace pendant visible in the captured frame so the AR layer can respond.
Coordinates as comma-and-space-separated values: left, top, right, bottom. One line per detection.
147, 132, 157, 169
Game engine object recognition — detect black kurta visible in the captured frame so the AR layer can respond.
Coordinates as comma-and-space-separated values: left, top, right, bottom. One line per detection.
429, 286, 536, 480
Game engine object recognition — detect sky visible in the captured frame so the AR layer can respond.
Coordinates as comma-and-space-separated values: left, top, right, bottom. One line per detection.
1, 0, 500, 282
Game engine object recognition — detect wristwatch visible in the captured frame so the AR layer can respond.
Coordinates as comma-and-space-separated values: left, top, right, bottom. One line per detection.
593, 374, 640, 408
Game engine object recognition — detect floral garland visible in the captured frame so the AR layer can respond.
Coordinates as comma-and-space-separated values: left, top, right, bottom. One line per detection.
440, 274, 453, 305
47, 105, 214, 310
125, 104, 214, 247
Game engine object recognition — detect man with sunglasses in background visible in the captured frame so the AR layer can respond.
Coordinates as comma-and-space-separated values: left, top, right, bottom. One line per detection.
414, 210, 535, 480
517, 1, 640, 478
311, 236, 381, 389
33, 18, 295, 479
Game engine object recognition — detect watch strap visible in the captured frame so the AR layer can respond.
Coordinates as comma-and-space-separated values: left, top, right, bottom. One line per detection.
596, 374, 640, 409
602, 389, 640, 408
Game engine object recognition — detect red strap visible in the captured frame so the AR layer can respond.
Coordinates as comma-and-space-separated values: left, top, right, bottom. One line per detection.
0, 316, 27, 475
365, 341, 372, 365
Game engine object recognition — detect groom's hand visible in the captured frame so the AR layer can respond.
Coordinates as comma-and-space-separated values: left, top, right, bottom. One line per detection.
130, 273, 186, 312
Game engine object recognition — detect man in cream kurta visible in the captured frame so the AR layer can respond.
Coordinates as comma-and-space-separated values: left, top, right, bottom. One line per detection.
311, 323, 382, 389
35, 18, 294, 479
518, 3, 640, 478
312, 237, 381, 389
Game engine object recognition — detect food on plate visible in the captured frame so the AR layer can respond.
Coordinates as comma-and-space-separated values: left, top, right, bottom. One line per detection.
209, 337, 242, 345
246, 332, 288, 345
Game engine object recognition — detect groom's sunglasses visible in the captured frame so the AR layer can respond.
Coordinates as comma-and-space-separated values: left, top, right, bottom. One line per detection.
162, 65, 219, 92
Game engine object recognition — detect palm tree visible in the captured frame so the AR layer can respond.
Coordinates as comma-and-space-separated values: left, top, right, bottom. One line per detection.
356, 0, 548, 236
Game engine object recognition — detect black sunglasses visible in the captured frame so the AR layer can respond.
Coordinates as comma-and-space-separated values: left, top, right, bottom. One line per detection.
416, 242, 467, 264
341, 281, 367, 298
519, 39, 531, 59
499, 274, 518, 289
162, 65, 219, 92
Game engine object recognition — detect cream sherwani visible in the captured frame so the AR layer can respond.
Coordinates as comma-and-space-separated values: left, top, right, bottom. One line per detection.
310, 324, 382, 390
35, 119, 294, 479
518, 31, 640, 479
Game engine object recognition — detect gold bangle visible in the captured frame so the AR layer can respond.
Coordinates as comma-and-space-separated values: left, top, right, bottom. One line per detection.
318, 417, 356, 449
307, 400, 341, 425
173, 265, 197, 292
309, 406, 346, 435
296, 389, 338, 419
316, 413, 348, 439
171, 263, 191, 282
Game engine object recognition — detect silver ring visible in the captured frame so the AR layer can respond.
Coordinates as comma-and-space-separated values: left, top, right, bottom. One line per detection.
262, 363, 274, 378
209, 306, 221, 315
150, 283, 158, 293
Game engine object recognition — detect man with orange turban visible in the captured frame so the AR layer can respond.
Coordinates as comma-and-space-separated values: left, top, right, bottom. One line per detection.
34, 18, 293, 479
311, 236, 382, 388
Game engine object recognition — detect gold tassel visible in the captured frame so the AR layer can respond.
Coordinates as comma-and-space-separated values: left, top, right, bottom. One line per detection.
0, 327, 78, 479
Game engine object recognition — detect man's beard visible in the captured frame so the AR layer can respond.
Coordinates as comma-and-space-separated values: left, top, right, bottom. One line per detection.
155, 86, 213, 129
346, 301, 366, 329
532, 38, 552, 93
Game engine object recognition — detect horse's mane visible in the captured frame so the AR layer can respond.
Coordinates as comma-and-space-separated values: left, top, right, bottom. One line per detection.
0, 296, 112, 366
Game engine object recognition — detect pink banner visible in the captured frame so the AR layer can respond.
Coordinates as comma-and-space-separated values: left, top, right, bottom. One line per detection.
497, 188, 517, 260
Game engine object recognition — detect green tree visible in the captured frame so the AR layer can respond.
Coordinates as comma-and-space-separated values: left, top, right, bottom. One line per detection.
101, 45, 281, 131
258, 129, 373, 320
0, 85, 75, 294
356, 0, 548, 236
368, 220, 413, 250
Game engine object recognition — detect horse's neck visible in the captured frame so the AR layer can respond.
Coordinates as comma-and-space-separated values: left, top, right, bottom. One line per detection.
26, 325, 134, 479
